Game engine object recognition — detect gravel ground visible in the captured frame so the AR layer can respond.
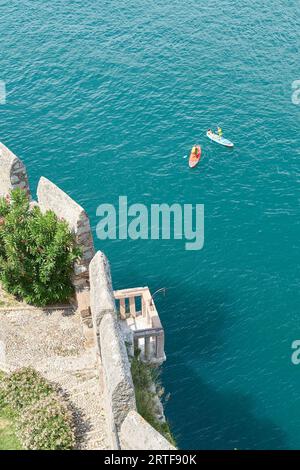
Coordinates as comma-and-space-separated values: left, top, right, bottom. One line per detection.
0, 307, 109, 450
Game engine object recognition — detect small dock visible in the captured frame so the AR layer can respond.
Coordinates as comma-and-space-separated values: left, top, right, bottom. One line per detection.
114, 287, 166, 365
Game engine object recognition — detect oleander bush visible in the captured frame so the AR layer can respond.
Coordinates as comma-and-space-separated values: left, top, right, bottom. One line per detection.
0, 188, 81, 306
0, 368, 75, 450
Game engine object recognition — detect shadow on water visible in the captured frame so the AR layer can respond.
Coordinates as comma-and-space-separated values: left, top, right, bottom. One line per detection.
162, 284, 237, 361
164, 363, 288, 450
160, 285, 288, 450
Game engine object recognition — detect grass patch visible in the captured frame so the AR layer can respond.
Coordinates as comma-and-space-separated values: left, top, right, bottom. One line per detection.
0, 373, 22, 450
131, 352, 176, 446
0, 408, 22, 450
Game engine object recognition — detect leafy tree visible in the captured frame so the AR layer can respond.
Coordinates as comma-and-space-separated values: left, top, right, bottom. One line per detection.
0, 189, 81, 306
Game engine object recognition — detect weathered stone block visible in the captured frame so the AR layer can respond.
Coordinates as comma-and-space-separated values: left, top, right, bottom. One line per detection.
100, 313, 136, 431
0, 142, 30, 198
76, 223, 91, 236
89, 251, 116, 327
120, 411, 176, 450
82, 249, 95, 261
37, 176, 95, 280
10, 175, 20, 184
74, 263, 88, 276
37, 177, 93, 244
80, 308, 91, 319
18, 181, 28, 189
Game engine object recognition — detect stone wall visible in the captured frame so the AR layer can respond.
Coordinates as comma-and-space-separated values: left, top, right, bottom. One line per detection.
37, 177, 95, 325
100, 313, 136, 447
90, 251, 115, 330
0, 142, 30, 198
90, 251, 136, 448
89, 251, 176, 451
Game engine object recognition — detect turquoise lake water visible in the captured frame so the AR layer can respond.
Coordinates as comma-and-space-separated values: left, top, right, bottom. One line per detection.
1, 0, 300, 449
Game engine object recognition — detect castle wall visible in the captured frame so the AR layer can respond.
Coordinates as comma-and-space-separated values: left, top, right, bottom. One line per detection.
37, 176, 95, 324
89, 250, 175, 450
0, 142, 30, 199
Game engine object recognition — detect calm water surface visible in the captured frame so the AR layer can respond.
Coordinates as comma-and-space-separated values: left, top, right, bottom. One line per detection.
1, 0, 300, 449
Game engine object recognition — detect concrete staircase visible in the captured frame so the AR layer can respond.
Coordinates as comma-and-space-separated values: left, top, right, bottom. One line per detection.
46, 367, 108, 450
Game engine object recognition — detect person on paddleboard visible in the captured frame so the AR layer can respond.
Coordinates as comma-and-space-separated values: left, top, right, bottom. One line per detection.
217, 126, 223, 137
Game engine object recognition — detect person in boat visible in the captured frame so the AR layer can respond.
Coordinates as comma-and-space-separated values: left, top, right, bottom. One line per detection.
192, 145, 198, 155
217, 127, 223, 137
207, 129, 212, 135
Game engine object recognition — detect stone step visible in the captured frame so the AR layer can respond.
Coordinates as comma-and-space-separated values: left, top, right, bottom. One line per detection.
45, 368, 97, 389
80, 438, 109, 450
67, 376, 99, 394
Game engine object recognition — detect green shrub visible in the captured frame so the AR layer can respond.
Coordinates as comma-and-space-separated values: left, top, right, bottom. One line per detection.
1, 368, 55, 413
0, 189, 81, 306
131, 352, 153, 390
0, 368, 75, 450
0, 380, 7, 410
18, 395, 75, 450
131, 352, 176, 446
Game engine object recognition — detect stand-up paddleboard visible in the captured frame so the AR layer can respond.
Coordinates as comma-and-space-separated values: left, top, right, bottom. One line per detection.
189, 145, 202, 168
206, 131, 234, 148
